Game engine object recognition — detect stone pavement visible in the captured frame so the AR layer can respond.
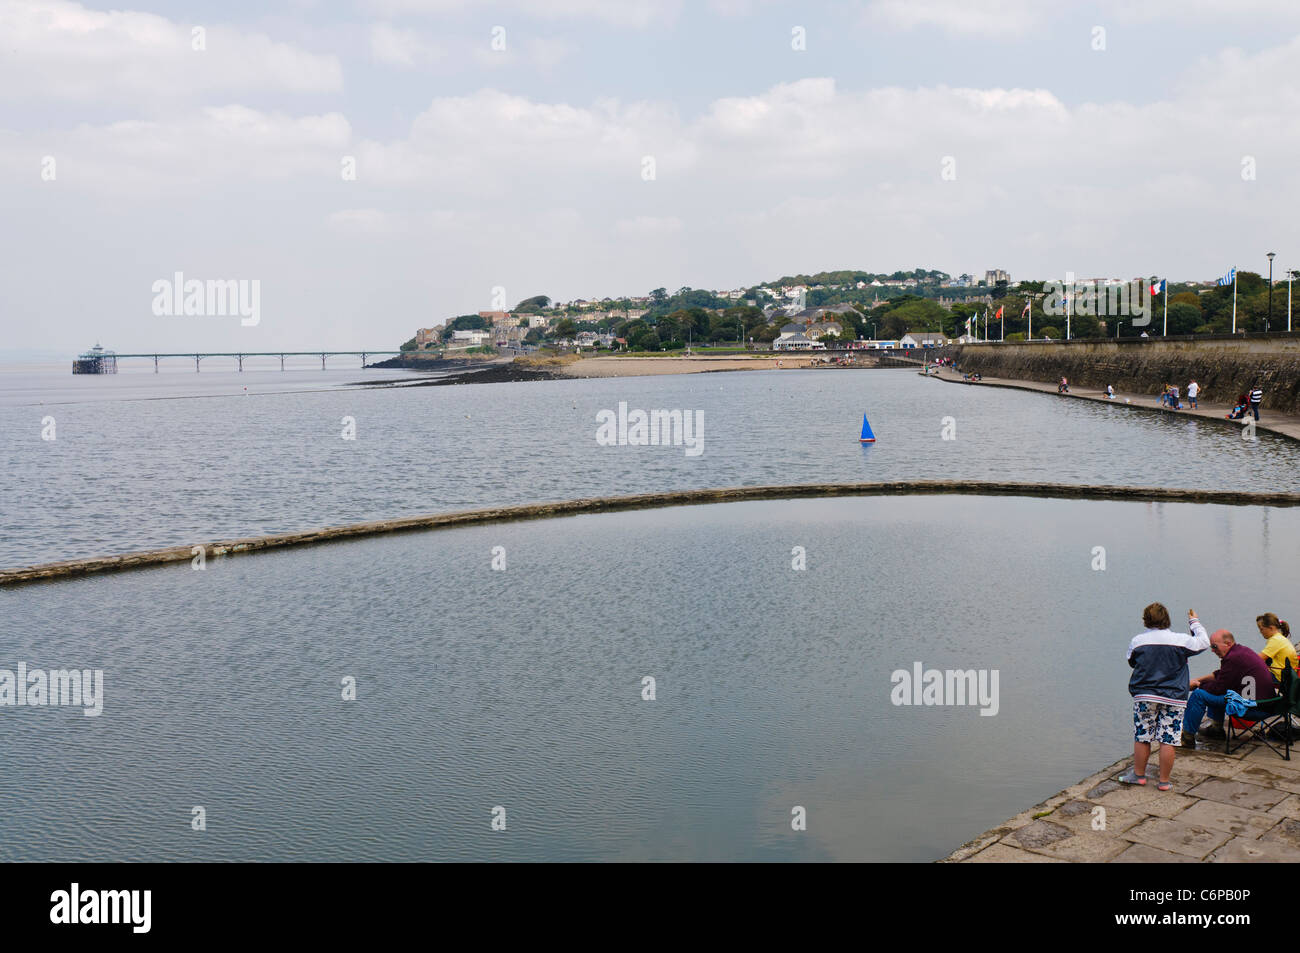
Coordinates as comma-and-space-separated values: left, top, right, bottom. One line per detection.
920, 364, 1300, 442
945, 737, 1300, 862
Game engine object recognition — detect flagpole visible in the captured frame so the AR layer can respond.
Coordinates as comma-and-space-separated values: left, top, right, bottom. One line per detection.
1232, 268, 1237, 334
1162, 280, 1167, 336
1027, 295, 1032, 341
1066, 286, 1071, 341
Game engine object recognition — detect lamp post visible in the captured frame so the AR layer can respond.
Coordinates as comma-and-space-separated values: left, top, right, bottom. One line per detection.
1267, 252, 1276, 333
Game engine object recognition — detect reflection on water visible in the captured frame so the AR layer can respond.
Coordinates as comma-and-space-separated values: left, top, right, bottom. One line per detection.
3, 496, 1295, 861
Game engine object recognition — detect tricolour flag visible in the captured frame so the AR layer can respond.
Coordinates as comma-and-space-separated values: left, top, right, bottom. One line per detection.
1150, 279, 1166, 295
1217, 268, 1236, 286
1021, 302, 1031, 317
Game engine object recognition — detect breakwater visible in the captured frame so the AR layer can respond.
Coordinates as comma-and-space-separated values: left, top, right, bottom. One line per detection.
6, 481, 1300, 586
941, 336, 1300, 414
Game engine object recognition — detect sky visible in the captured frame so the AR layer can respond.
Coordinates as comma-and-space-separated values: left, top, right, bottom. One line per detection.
3, 0, 1299, 352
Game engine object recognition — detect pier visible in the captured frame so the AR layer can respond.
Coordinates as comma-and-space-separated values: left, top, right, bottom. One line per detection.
71, 351, 402, 373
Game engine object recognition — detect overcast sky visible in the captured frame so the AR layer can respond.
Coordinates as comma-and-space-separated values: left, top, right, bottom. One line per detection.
3, 0, 1299, 352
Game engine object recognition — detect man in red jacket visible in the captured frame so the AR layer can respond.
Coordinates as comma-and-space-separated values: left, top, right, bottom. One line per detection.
1181, 628, 1278, 747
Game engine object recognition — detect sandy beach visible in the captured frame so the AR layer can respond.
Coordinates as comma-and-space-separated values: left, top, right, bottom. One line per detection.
556, 354, 827, 377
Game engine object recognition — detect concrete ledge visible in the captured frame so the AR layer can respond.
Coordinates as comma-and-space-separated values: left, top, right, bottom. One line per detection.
6, 481, 1300, 587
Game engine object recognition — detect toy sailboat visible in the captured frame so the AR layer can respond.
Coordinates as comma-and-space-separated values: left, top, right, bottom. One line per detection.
860, 414, 876, 443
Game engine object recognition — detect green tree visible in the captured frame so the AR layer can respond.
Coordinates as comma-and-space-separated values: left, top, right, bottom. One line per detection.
552, 318, 577, 338
513, 295, 551, 312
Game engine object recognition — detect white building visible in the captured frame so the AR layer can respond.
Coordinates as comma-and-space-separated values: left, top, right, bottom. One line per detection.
451, 329, 491, 346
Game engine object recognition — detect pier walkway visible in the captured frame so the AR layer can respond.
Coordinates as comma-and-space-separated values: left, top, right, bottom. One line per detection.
945, 740, 1300, 863
921, 363, 1300, 442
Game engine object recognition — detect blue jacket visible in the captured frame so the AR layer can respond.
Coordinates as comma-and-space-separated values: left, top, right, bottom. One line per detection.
1127, 619, 1210, 706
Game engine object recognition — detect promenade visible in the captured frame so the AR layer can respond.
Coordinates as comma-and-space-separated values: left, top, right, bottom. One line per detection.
923, 364, 1300, 442
945, 740, 1300, 863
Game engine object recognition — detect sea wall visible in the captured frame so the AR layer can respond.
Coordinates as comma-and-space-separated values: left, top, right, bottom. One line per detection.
5, 482, 1300, 587
940, 336, 1300, 413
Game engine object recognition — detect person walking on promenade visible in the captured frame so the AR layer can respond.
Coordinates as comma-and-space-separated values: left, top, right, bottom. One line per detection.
1249, 381, 1264, 420
1187, 379, 1199, 409
1120, 604, 1210, 790
1256, 613, 1298, 684
1181, 628, 1277, 747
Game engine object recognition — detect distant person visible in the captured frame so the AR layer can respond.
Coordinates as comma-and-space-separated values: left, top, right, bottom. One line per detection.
1226, 392, 1250, 420
1249, 382, 1264, 420
1058, 376, 1069, 394
1120, 604, 1210, 790
1256, 613, 1298, 683
1187, 379, 1199, 409
1106, 384, 1115, 399
1170, 384, 1181, 410
1181, 627, 1277, 747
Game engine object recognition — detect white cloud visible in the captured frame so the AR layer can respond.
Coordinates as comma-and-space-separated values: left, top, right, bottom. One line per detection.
862, 0, 1045, 37
0, 0, 342, 105
365, 0, 682, 29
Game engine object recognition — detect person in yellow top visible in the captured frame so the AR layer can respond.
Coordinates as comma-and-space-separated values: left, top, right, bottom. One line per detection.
1256, 612, 1298, 682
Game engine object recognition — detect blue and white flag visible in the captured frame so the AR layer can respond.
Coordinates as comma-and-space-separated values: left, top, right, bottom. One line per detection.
1217, 267, 1236, 286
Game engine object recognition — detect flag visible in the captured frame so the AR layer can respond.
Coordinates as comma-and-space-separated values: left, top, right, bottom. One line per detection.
995, 306, 1004, 320
1217, 268, 1236, 286
1150, 279, 1166, 295
1021, 302, 1030, 317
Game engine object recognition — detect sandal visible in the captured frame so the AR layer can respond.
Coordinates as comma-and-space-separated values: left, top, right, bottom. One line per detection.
1157, 781, 1172, 791
1117, 769, 1147, 786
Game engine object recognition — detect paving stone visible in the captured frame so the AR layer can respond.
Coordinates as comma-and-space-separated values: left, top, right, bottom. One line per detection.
1093, 784, 1198, 818
1008, 819, 1073, 850
1086, 779, 1121, 799
1183, 777, 1288, 812
1121, 817, 1232, 858
1259, 818, 1300, 850
1236, 764, 1300, 796
1111, 843, 1198, 863
1174, 799, 1274, 837
966, 843, 1067, 863
1025, 830, 1132, 862
1268, 794, 1300, 818
951, 745, 1300, 862
1206, 836, 1300, 863
1049, 799, 1143, 835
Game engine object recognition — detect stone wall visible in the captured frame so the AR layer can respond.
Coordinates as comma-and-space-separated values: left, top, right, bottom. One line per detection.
940, 336, 1300, 413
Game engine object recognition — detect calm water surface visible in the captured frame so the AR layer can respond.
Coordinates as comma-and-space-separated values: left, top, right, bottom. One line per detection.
3, 362, 1297, 567
3, 497, 1296, 861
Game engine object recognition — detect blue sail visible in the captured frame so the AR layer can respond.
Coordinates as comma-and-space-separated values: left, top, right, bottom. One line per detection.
860, 414, 876, 443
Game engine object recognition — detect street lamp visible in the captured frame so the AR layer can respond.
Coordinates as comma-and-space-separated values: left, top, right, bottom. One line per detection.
1267, 252, 1276, 333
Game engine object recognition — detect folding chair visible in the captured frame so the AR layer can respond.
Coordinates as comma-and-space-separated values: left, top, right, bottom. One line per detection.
1226, 663, 1300, 760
